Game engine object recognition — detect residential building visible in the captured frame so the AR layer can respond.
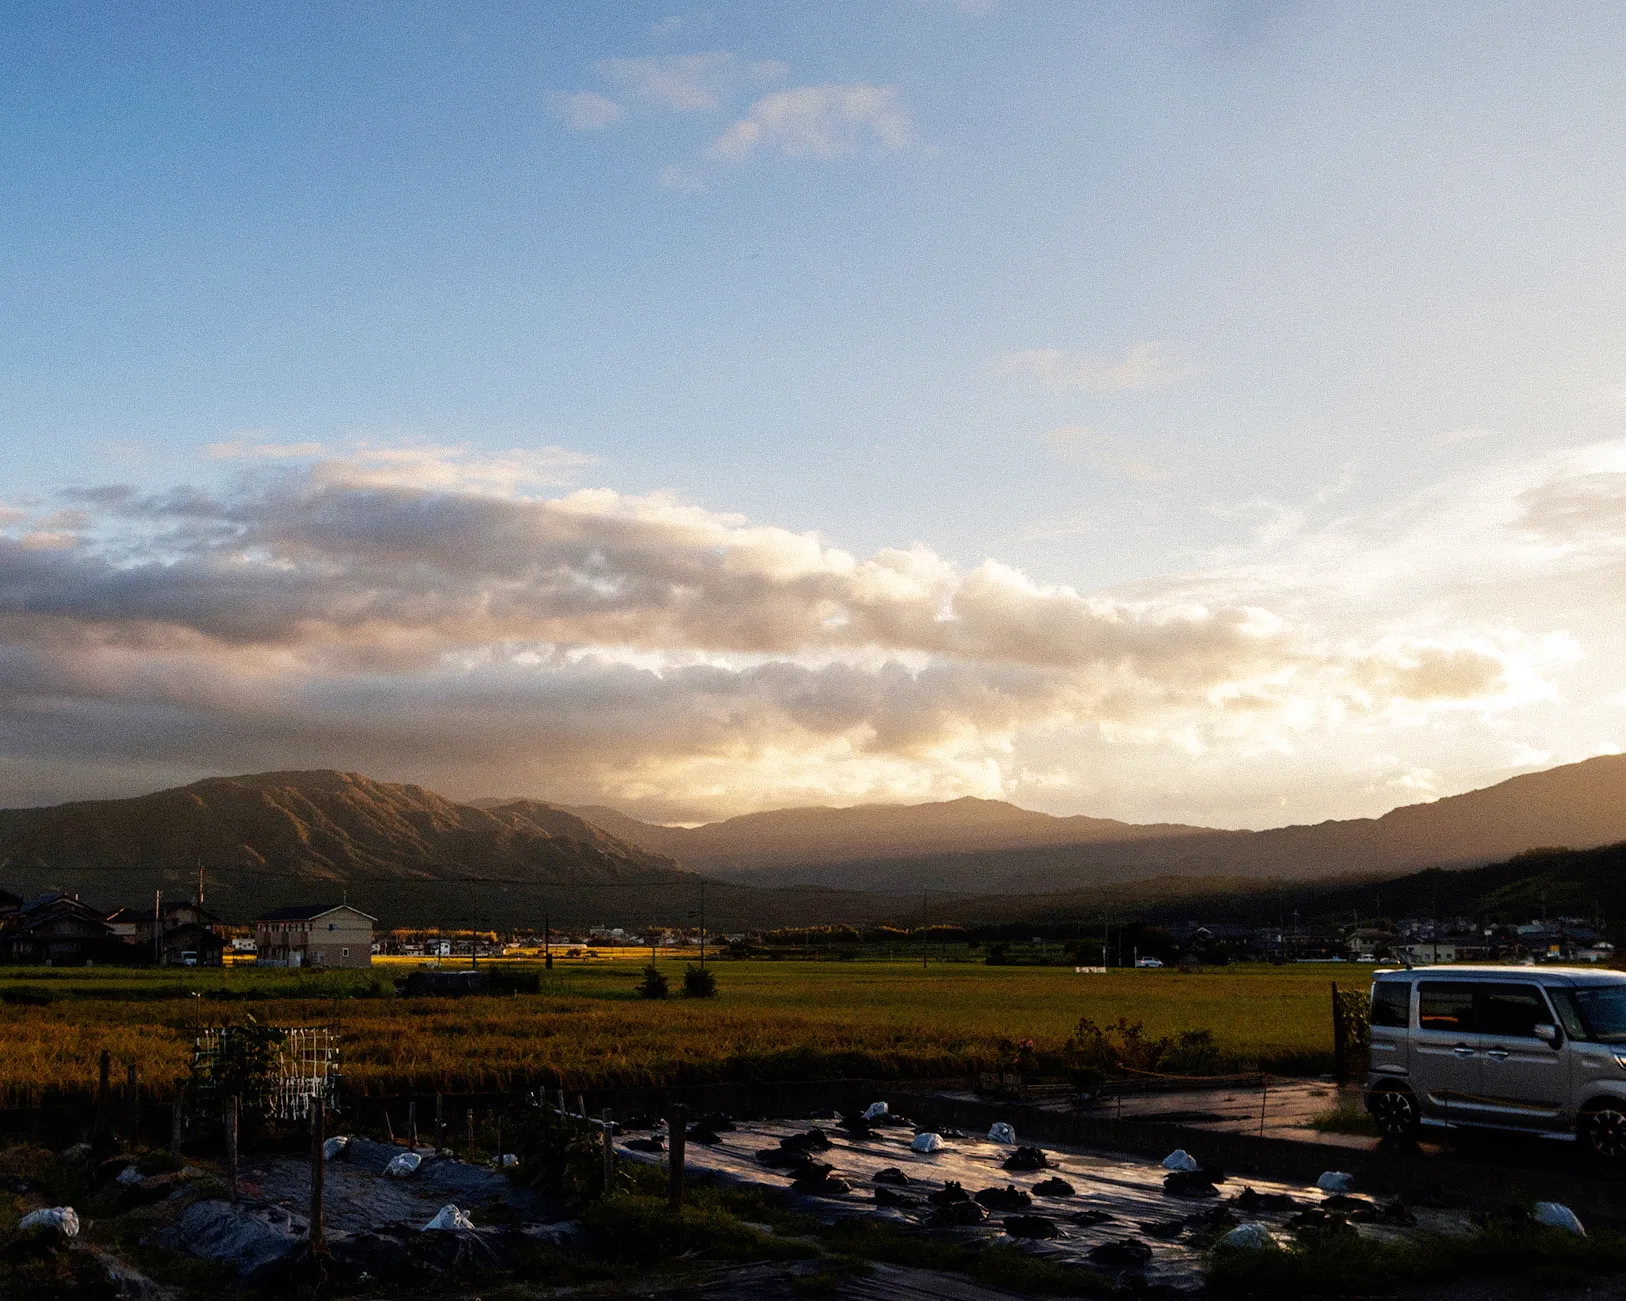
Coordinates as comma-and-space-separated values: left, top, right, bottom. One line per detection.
0, 893, 130, 965
255, 904, 376, 968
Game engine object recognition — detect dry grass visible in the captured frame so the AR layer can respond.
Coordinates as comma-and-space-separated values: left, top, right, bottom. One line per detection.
0, 960, 1370, 1102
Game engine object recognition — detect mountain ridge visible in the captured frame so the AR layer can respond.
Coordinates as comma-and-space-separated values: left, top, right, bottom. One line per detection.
0, 770, 687, 886
544, 755, 1626, 894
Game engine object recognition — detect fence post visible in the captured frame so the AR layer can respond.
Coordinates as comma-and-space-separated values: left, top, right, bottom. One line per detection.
435, 1093, 444, 1150
226, 1096, 239, 1202
94, 1049, 112, 1141
602, 1108, 615, 1195
170, 1088, 184, 1152
408, 1099, 417, 1150
125, 1064, 140, 1144
667, 1103, 686, 1210
466, 1106, 474, 1151
309, 1097, 325, 1253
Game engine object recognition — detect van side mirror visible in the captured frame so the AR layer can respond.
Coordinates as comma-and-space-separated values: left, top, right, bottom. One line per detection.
1533, 1023, 1560, 1045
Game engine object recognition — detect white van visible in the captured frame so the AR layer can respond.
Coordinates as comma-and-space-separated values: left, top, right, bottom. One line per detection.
1365, 965, 1626, 1159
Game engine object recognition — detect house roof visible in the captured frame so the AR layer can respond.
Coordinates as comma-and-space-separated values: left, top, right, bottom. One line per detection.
256, 903, 378, 923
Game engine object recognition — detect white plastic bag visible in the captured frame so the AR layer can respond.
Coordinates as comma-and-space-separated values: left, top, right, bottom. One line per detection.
1533, 1202, 1585, 1236
987, 1122, 1017, 1145
385, 1152, 423, 1177
323, 1136, 349, 1161
18, 1207, 80, 1237
910, 1132, 943, 1153
1219, 1223, 1276, 1251
1161, 1149, 1200, 1173
1315, 1171, 1354, 1194
423, 1204, 474, 1231
862, 1101, 889, 1120
499, 1153, 519, 1169
115, 1166, 145, 1186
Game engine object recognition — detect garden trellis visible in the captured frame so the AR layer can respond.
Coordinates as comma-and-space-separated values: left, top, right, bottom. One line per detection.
193, 1026, 341, 1119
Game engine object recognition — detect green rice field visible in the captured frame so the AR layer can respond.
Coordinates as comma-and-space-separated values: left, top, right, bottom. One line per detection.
0, 959, 1374, 1104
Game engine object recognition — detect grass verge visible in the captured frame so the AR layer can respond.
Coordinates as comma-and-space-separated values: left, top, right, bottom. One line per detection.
1210, 1222, 1626, 1298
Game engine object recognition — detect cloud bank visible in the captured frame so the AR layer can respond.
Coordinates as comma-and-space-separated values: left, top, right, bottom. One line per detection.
0, 441, 1620, 821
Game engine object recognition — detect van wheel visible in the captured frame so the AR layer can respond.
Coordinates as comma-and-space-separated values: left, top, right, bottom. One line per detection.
1581, 1104, 1626, 1161
1367, 1085, 1419, 1138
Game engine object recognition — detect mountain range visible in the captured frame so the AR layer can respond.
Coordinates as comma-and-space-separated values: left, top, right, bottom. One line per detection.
555, 754, 1626, 895
2, 755, 1624, 926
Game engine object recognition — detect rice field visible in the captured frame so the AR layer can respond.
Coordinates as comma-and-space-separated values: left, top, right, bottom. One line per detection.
0, 959, 1374, 1104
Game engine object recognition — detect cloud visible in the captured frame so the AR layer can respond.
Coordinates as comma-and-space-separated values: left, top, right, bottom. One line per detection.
1043, 427, 1164, 483
709, 85, 913, 162
597, 52, 785, 113
992, 342, 1172, 393
204, 439, 324, 460
4, 438, 1616, 819
550, 91, 624, 132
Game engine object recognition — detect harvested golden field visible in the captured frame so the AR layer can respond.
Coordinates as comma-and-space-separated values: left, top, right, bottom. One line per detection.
0, 960, 1371, 1104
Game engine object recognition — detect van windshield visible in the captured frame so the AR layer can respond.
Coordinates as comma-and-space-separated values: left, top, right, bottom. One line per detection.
1572, 987, 1626, 1043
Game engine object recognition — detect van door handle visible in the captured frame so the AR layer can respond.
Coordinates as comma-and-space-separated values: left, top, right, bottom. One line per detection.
1486, 1049, 1510, 1060
1453, 1045, 1475, 1056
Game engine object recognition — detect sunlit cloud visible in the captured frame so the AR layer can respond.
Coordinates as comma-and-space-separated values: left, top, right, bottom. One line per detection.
3, 438, 1619, 819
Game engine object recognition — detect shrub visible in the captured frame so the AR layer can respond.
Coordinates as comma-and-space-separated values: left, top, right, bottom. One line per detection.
1064, 1016, 1222, 1080
636, 967, 669, 1000
683, 965, 717, 998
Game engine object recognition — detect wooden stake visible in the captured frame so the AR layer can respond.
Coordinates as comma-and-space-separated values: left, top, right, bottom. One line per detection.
309, 1097, 325, 1252
408, 1099, 417, 1150
601, 1108, 614, 1195
466, 1106, 474, 1150
384, 1105, 395, 1144
170, 1089, 184, 1152
435, 1093, 444, 1149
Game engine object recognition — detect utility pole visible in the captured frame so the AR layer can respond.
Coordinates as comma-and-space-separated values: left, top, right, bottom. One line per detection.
154, 889, 162, 965
197, 859, 204, 912
698, 881, 706, 968
544, 909, 551, 969
921, 889, 928, 969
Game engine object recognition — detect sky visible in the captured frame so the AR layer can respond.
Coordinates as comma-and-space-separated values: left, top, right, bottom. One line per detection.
2, 1, 1625, 827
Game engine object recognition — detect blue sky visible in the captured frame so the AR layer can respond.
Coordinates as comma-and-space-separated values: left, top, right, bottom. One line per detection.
3, 3, 1625, 824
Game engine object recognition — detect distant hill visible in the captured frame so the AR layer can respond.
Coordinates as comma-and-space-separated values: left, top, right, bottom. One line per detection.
0, 770, 682, 883
550, 796, 1214, 872
554, 755, 1626, 895
0, 771, 946, 930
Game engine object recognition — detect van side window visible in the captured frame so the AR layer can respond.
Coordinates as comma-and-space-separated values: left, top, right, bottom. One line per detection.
1418, 982, 1475, 1031
1371, 983, 1410, 1028
1480, 984, 1551, 1038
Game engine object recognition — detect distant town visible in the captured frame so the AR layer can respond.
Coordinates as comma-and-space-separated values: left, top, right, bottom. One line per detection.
0, 884, 1613, 970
